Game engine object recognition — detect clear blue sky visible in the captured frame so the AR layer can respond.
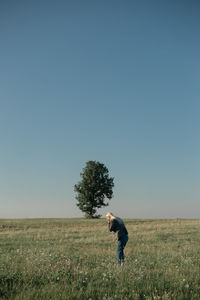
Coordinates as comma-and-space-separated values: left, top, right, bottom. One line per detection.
1, 0, 200, 218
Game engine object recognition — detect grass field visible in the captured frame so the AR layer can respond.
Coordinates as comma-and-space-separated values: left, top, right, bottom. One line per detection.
0, 218, 200, 300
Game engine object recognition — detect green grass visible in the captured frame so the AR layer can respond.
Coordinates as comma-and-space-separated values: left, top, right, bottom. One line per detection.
1, 218, 200, 299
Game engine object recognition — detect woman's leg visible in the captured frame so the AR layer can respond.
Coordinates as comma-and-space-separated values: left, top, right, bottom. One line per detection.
116, 239, 123, 264
116, 235, 128, 264
121, 235, 128, 263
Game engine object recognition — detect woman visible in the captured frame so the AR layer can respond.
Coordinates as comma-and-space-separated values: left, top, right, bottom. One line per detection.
106, 212, 128, 265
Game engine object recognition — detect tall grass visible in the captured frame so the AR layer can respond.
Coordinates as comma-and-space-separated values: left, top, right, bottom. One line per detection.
0, 218, 200, 299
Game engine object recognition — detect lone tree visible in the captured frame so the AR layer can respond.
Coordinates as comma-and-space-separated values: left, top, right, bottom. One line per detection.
74, 161, 114, 218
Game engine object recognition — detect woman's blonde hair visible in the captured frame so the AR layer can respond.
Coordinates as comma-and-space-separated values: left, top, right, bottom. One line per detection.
106, 212, 116, 220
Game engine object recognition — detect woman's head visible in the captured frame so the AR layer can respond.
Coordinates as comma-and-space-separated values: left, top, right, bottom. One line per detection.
106, 212, 115, 222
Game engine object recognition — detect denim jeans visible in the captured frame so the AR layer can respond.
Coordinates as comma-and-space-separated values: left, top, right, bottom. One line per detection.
116, 234, 128, 263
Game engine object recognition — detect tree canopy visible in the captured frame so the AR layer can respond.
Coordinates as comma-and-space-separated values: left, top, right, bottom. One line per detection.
74, 161, 114, 218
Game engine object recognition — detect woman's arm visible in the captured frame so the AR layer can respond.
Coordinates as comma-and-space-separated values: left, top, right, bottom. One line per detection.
109, 219, 117, 232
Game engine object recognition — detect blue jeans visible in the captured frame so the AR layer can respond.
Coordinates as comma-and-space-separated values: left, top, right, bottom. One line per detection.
116, 234, 128, 263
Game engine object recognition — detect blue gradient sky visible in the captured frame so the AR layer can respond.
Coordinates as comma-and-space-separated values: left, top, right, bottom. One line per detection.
1, 0, 200, 218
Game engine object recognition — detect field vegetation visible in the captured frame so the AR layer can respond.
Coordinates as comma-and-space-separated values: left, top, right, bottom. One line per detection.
0, 218, 200, 299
